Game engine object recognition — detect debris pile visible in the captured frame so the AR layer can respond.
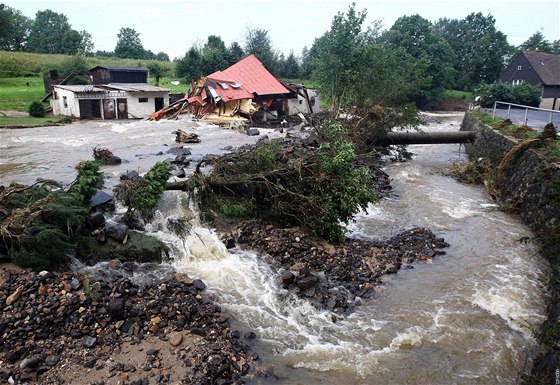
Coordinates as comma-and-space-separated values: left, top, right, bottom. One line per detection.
149, 55, 319, 127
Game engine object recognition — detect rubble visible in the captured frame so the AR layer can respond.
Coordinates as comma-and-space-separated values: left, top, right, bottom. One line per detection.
149, 55, 319, 127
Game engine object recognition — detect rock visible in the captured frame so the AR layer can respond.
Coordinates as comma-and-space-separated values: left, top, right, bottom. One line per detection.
166, 147, 192, 156
193, 279, 206, 291
280, 270, 295, 285
70, 278, 82, 290
45, 355, 60, 367
88, 212, 106, 229
120, 170, 140, 180
246, 128, 260, 136
108, 298, 125, 318
20, 357, 41, 370
146, 348, 159, 356
175, 273, 194, 285
169, 331, 183, 347
90, 190, 113, 208
6, 285, 24, 306
191, 327, 207, 337
83, 358, 97, 368
104, 222, 129, 243
297, 275, 319, 291
6, 351, 18, 364
82, 335, 97, 348
172, 168, 186, 178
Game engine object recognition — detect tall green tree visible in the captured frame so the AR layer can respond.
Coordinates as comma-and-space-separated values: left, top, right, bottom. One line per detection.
381, 14, 455, 108
27, 9, 71, 53
245, 27, 279, 74
155, 51, 170, 61
309, 3, 377, 111
0, 5, 31, 51
283, 51, 301, 79
552, 40, 560, 55
0, 4, 11, 41
114, 27, 145, 59
518, 31, 553, 53
228, 41, 245, 65
61, 29, 82, 55
78, 30, 94, 56
147, 62, 166, 85
175, 47, 204, 82
201, 35, 230, 74
434, 13, 512, 89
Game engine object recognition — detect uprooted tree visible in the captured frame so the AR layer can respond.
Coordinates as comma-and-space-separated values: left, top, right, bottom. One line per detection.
0, 160, 103, 270
189, 121, 379, 243
113, 161, 172, 227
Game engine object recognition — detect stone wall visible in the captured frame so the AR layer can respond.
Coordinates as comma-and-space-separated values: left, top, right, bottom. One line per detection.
460, 111, 560, 383
460, 111, 560, 259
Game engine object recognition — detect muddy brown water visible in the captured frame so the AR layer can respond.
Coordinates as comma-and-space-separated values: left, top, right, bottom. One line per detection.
0, 114, 548, 384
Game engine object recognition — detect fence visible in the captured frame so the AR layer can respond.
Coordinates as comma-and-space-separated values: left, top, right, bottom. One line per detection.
492, 101, 560, 128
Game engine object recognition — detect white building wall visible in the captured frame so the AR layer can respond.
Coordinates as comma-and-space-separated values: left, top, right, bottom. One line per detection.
287, 89, 320, 115
51, 87, 80, 118
125, 92, 169, 118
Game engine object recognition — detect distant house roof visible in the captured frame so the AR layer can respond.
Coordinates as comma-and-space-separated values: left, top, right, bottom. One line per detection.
52, 84, 106, 92
209, 54, 289, 96
89, 66, 148, 73
104, 83, 169, 92
523, 51, 560, 85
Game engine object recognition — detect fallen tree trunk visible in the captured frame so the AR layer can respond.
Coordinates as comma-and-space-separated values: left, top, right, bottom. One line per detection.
378, 131, 476, 145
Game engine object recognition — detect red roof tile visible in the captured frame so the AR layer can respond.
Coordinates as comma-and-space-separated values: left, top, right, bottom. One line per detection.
209, 54, 289, 96
206, 78, 254, 101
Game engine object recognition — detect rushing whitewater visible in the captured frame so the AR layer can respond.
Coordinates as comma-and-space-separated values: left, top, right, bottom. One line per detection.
0, 114, 548, 384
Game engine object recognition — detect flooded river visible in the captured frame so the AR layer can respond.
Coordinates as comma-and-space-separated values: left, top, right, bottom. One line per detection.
0, 113, 548, 384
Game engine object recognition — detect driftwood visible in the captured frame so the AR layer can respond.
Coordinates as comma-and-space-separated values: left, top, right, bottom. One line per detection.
175, 129, 200, 144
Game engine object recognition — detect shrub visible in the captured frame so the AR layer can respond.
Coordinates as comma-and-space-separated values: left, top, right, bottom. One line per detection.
28, 101, 46, 117
512, 84, 541, 107
475, 82, 541, 108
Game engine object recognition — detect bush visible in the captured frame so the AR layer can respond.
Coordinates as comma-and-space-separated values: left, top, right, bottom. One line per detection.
28, 101, 46, 117
475, 82, 541, 108
512, 84, 541, 107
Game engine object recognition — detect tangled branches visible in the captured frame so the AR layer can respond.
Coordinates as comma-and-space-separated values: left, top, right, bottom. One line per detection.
191, 122, 379, 243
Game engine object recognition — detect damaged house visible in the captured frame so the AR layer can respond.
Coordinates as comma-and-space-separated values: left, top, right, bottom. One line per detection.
150, 54, 319, 123
50, 66, 170, 119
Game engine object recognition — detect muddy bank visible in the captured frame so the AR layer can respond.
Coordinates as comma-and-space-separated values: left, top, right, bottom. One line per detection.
0, 265, 264, 385
233, 221, 450, 315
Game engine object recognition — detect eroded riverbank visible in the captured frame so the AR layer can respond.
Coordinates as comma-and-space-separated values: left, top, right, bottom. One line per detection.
0, 113, 549, 384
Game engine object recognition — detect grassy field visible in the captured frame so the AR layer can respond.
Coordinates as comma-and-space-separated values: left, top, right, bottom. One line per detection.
0, 77, 47, 111
0, 51, 175, 78
443, 89, 475, 101
0, 115, 66, 128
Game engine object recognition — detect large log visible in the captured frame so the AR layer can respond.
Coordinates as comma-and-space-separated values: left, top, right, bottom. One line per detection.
379, 131, 476, 145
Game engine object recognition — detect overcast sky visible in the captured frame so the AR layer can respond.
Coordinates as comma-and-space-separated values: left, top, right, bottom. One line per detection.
5, 0, 560, 60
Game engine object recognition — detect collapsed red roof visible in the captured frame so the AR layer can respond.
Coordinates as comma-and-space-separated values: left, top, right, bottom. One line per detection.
209, 54, 290, 96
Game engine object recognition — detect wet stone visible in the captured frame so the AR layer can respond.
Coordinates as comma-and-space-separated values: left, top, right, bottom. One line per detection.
82, 335, 97, 348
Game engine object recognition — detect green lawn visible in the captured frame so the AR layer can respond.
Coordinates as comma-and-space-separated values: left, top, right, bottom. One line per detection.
0, 77, 47, 111
0, 115, 66, 128
443, 89, 474, 101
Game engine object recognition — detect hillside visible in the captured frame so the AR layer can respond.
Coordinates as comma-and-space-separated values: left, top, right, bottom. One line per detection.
0, 51, 175, 78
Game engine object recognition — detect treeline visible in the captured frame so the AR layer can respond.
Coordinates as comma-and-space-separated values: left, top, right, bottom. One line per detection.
2, 3, 559, 108
0, 5, 169, 60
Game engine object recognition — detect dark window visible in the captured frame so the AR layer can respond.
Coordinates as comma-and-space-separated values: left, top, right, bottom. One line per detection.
63, 96, 68, 107
139, 97, 148, 103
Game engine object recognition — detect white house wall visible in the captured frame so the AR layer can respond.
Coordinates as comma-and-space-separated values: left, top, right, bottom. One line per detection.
51, 87, 80, 118
125, 92, 169, 118
51, 88, 170, 119
287, 89, 320, 115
